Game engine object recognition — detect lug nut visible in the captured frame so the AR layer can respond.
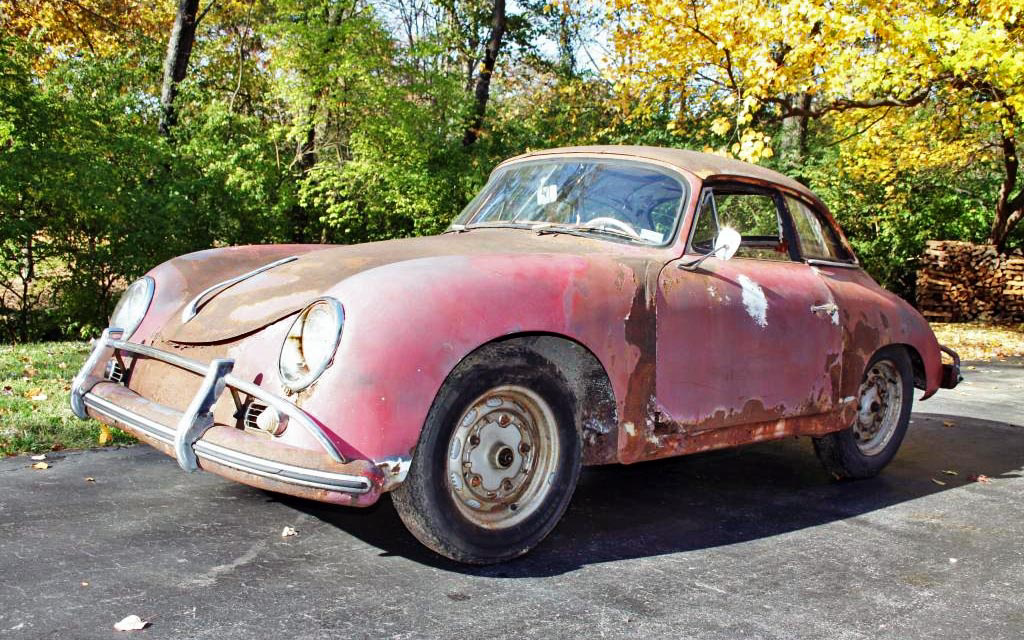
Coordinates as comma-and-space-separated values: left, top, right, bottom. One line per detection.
470, 475, 481, 487
501, 479, 513, 491
469, 434, 480, 446
498, 414, 510, 426
519, 442, 531, 454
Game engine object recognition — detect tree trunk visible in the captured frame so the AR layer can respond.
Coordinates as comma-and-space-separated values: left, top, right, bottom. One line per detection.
462, 0, 506, 147
159, 0, 202, 138
779, 93, 812, 166
289, 104, 319, 243
18, 234, 34, 343
558, 6, 575, 78
988, 130, 1024, 251
287, 3, 346, 242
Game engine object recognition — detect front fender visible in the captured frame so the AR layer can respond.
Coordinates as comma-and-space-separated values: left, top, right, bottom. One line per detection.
298, 253, 652, 462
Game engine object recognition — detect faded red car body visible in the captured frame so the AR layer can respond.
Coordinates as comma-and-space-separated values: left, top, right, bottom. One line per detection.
71, 146, 957, 509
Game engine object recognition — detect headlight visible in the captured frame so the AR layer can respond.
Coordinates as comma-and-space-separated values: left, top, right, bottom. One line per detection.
279, 297, 344, 392
109, 277, 154, 339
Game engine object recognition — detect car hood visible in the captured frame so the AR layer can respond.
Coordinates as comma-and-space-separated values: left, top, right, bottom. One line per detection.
160, 228, 657, 343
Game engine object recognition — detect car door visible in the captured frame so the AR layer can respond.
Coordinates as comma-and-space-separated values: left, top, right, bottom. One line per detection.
656, 182, 844, 431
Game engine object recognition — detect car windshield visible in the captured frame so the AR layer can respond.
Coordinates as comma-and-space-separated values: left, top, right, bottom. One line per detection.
452, 159, 686, 245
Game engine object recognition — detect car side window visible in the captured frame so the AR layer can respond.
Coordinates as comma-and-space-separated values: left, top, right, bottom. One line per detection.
786, 196, 847, 261
691, 188, 792, 261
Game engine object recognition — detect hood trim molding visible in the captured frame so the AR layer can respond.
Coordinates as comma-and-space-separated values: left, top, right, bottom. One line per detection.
181, 255, 299, 324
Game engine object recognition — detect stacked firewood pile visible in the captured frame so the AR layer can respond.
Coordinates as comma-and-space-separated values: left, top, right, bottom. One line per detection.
916, 241, 1024, 321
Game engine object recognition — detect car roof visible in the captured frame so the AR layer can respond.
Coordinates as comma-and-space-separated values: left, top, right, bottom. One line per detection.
500, 145, 818, 202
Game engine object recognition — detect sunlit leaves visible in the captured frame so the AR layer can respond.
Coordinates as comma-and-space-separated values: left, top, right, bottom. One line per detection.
610, 0, 1024, 167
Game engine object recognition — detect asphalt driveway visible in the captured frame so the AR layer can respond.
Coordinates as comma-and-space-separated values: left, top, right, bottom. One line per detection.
2, 360, 1022, 639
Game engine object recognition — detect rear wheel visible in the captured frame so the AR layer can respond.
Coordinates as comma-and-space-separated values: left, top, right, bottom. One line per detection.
393, 349, 581, 564
813, 346, 914, 479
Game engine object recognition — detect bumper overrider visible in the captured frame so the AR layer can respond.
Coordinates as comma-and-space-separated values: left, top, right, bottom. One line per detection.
70, 329, 404, 506
939, 345, 962, 390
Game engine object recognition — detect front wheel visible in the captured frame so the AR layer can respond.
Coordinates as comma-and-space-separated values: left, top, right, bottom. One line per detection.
393, 350, 581, 564
813, 346, 914, 479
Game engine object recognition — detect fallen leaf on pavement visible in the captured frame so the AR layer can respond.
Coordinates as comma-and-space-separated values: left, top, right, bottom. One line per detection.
30, 454, 46, 461
942, 420, 956, 428
31, 462, 49, 470
942, 470, 958, 476
281, 526, 298, 538
98, 424, 113, 446
85, 477, 95, 482
931, 478, 946, 486
968, 474, 992, 484
113, 615, 150, 631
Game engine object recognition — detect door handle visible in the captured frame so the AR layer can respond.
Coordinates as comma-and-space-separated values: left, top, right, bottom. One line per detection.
810, 302, 838, 315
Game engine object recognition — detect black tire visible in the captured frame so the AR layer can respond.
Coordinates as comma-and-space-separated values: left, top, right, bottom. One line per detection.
392, 344, 582, 564
813, 345, 914, 480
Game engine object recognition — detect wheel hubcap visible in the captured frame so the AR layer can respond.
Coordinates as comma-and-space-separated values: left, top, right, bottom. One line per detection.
446, 385, 559, 529
852, 360, 903, 456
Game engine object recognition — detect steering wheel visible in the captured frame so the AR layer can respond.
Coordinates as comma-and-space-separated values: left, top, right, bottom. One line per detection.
585, 216, 641, 239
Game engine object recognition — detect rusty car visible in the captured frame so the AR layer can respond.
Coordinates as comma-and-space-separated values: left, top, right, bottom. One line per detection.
70, 145, 961, 563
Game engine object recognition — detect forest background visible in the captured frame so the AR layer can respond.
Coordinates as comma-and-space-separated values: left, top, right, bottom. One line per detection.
2, 0, 1022, 342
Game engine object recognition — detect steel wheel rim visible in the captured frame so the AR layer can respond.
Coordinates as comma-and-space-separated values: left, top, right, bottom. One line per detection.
446, 385, 559, 529
853, 360, 903, 456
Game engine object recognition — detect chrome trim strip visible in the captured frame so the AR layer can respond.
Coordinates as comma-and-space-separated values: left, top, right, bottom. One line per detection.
84, 394, 372, 494
807, 258, 861, 270
106, 338, 345, 463
180, 255, 298, 324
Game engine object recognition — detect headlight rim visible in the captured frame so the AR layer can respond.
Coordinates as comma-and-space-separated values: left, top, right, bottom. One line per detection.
110, 276, 155, 339
278, 296, 345, 393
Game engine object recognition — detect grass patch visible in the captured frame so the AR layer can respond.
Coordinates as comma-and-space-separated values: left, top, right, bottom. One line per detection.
930, 322, 1024, 362
0, 341, 135, 456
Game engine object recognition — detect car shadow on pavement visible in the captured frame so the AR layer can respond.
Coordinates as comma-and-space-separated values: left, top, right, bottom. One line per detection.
276, 412, 1024, 578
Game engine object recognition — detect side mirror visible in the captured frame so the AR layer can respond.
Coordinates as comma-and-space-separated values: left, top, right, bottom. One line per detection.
713, 227, 741, 261
678, 227, 742, 271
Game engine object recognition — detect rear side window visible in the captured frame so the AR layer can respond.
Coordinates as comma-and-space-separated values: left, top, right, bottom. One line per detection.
786, 196, 847, 261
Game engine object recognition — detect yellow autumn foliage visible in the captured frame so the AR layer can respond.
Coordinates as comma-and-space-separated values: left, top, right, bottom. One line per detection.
610, 0, 1024, 170
0, 0, 170, 67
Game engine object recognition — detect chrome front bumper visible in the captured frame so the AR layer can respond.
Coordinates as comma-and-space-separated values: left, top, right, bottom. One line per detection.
70, 328, 376, 497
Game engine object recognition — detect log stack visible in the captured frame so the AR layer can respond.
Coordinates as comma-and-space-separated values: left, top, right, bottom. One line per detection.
916, 241, 1024, 322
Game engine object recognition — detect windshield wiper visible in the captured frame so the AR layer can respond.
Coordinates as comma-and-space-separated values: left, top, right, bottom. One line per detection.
443, 222, 536, 234
576, 225, 642, 241
537, 223, 647, 243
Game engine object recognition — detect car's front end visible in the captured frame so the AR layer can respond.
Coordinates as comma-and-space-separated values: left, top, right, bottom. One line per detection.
68, 244, 418, 507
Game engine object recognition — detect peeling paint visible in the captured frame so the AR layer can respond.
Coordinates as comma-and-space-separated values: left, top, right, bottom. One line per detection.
737, 274, 768, 328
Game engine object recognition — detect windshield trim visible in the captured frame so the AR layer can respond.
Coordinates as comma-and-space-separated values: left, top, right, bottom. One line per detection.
452, 155, 692, 249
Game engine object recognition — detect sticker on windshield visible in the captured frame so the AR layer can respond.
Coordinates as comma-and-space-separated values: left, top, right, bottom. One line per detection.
536, 184, 558, 206
640, 229, 664, 243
